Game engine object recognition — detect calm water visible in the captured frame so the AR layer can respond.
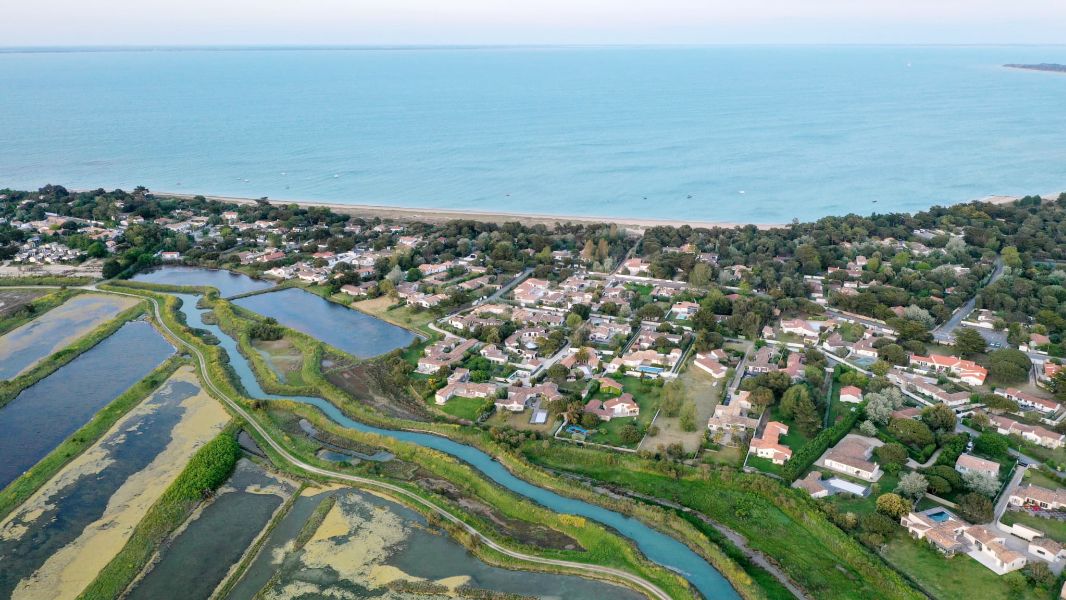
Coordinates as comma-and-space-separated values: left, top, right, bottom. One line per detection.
233, 287, 416, 357
175, 293, 737, 599
132, 266, 274, 298
127, 459, 292, 600
0, 321, 174, 488
0, 294, 133, 379
233, 488, 644, 600
0, 379, 196, 597
2, 46, 1066, 223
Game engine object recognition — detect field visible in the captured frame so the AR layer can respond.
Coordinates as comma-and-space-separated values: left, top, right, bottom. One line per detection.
353, 295, 437, 337
436, 395, 491, 421
0, 288, 49, 318
649, 365, 723, 453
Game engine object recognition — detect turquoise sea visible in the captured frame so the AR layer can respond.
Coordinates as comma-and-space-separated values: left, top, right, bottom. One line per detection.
1, 45, 1065, 223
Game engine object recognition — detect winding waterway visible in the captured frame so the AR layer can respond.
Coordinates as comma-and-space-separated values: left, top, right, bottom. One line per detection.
173, 291, 737, 599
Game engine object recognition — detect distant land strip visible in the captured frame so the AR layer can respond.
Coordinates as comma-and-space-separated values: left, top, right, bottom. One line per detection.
1004, 63, 1066, 74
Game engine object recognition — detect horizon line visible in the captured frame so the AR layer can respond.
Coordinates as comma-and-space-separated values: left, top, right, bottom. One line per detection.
3, 42, 1066, 54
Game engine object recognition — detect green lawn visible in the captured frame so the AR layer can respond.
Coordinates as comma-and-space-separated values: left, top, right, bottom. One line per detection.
702, 445, 744, 467
881, 535, 1046, 600
436, 396, 491, 421
1022, 468, 1064, 490
746, 454, 784, 476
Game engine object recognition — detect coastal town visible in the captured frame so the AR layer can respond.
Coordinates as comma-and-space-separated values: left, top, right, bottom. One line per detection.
6, 185, 1066, 599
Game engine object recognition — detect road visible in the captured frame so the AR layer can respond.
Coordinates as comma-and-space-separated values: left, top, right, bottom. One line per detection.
932, 257, 1004, 344
994, 465, 1027, 523
488, 267, 533, 302
101, 286, 674, 600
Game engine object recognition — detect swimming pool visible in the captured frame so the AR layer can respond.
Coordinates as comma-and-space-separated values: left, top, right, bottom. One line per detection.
928, 510, 951, 523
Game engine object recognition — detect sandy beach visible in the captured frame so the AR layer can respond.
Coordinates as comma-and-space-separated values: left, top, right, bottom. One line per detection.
151, 190, 1037, 231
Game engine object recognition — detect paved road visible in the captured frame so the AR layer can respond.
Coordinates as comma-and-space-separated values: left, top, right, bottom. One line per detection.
994, 465, 1027, 522
932, 257, 1004, 344
100, 286, 674, 600
487, 267, 534, 302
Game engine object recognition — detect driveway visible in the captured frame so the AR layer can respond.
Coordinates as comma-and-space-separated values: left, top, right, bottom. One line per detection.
932, 257, 1004, 344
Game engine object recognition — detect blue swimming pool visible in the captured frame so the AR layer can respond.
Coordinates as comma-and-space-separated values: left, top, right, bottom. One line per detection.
928, 510, 951, 523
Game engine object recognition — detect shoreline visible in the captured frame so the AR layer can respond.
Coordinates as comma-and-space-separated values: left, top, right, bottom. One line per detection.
152, 190, 1030, 230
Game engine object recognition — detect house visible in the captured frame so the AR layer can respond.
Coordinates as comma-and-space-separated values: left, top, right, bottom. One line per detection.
559, 347, 602, 375
1028, 537, 1065, 563
622, 258, 649, 275
891, 406, 923, 420
670, 301, 700, 320
694, 356, 728, 379
160, 251, 181, 261
584, 393, 640, 421
417, 338, 478, 374
839, 385, 863, 404
793, 472, 832, 499
780, 319, 820, 339
748, 422, 792, 465
909, 354, 988, 386
1041, 362, 1062, 383
822, 332, 847, 354
989, 415, 1065, 449
707, 403, 758, 432
901, 510, 968, 555
746, 346, 778, 374
1008, 484, 1066, 511
597, 377, 624, 395
435, 381, 497, 405
500, 383, 563, 413
955, 453, 1000, 479
996, 388, 1060, 415
823, 436, 882, 481
479, 344, 508, 365
963, 526, 1027, 574
850, 337, 880, 359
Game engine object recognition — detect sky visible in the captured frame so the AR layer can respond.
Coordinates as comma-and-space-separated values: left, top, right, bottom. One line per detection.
4, 0, 1066, 46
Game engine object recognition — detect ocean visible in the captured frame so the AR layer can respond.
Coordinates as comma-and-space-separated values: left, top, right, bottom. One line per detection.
1, 45, 1065, 223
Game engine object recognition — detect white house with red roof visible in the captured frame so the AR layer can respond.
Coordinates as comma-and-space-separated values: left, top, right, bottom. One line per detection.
839, 386, 864, 404
910, 354, 988, 386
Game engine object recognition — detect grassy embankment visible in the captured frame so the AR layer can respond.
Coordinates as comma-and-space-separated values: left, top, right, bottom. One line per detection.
0, 275, 95, 287
76, 426, 241, 600
0, 288, 79, 336
0, 357, 184, 521
521, 442, 925, 600
113, 284, 712, 600
0, 300, 148, 407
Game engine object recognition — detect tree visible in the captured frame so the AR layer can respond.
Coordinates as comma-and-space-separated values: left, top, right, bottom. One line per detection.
689, 263, 711, 287
895, 472, 929, 498
859, 420, 878, 436
888, 418, 934, 448
877, 343, 908, 366
579, 412, 600, 429
875, 493, 910, 518
926, 475, 951, 495
565, 312, 583, 329
405, 267, 422, 282
780, 384, 810, 419
865, 388, 905, 425
987, 349, 1033, 385
921, 404, 956, 432
956, 492, 993, 523
953, 327, 986, 357
660, 381, 684, 417
973, 432, 1009, 458
546, 363, 569, 381
619, 423, 643, 445
874, 443, 908, 469
679, 402, 697, 432
1001, 246, 1023, 271
962, 470, 1000, 497
870, 360, 891, 377
859, 512, 897, 536
1024, 561, 1055, 588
